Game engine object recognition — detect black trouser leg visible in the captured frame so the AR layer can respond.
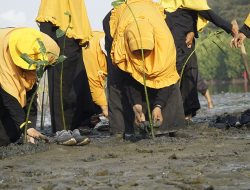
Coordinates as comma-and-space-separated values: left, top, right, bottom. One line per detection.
39, 22, 100, 132
176, 45, 200, 117
107, 59, 134, 135
0, 88, 24, 143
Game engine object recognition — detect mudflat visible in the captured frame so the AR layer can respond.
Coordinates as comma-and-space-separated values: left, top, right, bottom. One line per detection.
0, 123, 250, 190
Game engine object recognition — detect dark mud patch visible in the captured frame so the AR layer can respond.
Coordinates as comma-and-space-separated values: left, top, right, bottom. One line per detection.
0, 142, 49, 160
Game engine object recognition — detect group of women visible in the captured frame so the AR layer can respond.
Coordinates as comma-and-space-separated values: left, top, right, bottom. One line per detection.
0, 0, 249, 145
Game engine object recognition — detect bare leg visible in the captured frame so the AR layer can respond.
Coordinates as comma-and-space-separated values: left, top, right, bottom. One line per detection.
204, 90, 214, 109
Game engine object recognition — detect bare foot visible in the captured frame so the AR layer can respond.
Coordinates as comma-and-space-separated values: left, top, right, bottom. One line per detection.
208, 101, 214, 109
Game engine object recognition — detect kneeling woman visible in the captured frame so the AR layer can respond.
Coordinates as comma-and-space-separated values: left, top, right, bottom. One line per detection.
0, 28, 59, 146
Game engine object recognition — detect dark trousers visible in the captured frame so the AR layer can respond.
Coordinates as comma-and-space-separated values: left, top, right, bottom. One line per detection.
39, 22, 100, 132
107, 56, 134, 135
177, 44, 200, 117
124, 76, 185, 131
0, 86, 37, 145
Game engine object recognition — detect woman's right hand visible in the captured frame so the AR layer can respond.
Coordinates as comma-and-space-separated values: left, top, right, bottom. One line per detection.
133, 104, 145, 126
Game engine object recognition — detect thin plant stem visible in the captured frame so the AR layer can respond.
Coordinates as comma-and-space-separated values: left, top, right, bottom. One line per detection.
59, 15, 71, 131
60, 45, 66, 131
179, 46, 197, 87
125, 3, 154, 137
40, 72, 46, 130
24, 83, 40, 143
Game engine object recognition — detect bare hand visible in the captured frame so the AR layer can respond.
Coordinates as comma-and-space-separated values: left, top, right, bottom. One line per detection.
133, 104, 145, 126
27, 128, 49, 143
152, 107, 163, 126
231, 33, 247, 48
185, 32, 195, 48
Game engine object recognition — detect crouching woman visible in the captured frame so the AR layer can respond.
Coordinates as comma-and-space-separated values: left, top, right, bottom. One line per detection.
0, 28, 59, 146
109, 0, 185, 135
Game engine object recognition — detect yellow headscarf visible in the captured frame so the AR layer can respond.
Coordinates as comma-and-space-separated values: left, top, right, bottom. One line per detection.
82, 31, 107, 107
245, 13, 250, 28
36, 0, 92, 45
0, 28, 59, 107
110, 0, 179, 89
160, 0, 211, 31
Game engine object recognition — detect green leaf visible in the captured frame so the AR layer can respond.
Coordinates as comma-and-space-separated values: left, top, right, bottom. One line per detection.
56, 28, 66, 38
36, 67, 45, 79
37, 39, 46, 54
111, 0, 125, 7
57, 55, 67, 63
20, 53, 36, 65
36, 60, 49, 67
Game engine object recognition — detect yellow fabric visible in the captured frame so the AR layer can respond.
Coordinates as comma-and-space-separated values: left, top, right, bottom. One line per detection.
125, 20, 155, 52
0, 28, 60, 107
36, 0, 92, 45
82, 31, 107, 107
9, 28, 45, 70
110, 0, 179, 89
160, 0, 210, 31
245, 13, 250, 28
160, 0, 210, 12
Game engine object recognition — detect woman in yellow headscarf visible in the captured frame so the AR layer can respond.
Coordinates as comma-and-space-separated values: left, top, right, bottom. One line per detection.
36, 0, 100, 133
160, 0, 238, 119
107, 0, 185, 139
0, 27, 59, 146
82, 31, 108, 117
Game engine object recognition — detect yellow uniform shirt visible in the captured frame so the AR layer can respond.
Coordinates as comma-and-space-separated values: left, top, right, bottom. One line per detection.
36, 0, 92, 45
82, 32, 107, 107
110, 0, 179, 89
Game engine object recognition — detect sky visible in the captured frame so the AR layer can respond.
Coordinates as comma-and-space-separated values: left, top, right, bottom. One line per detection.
0, 0, 114, 30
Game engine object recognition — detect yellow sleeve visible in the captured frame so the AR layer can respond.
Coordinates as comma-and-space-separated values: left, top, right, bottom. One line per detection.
82, 32, 107, 107
245, 13, 250, 28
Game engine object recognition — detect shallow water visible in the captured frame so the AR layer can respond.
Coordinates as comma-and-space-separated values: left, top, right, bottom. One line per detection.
192, 81, 250, 124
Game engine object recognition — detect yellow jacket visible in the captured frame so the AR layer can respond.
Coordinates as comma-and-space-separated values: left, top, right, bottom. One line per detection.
160, 0, 211, 31
82, 32, 107, 107
110, 0, 179, 89
0, 28, 36, 107
245, 13, 250, 28
36, 0, 92, 44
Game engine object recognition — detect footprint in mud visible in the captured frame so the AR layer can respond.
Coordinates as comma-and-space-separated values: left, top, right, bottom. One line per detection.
104, 153, 118, 159
94, 169, 109, 176
82, 154, 97, 162
135, 148, 153, 153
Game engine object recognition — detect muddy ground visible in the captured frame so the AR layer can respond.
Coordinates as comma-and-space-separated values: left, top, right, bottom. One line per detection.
0, 122, 250, 190
1, 92, 250, 190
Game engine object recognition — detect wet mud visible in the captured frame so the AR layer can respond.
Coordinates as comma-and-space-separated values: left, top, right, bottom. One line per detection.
1, 92, 250, 190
